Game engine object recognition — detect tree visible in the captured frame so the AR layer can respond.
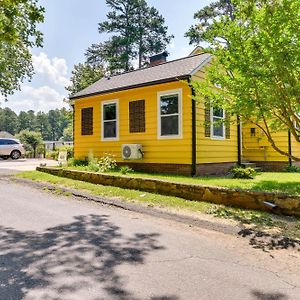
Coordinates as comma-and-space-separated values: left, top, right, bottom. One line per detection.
0, 0, 44, 98
62, 124, 73, 141
188, 0, 300, 161
0, 107, 18, 135
36, 111, 51, 140
18, 110, 36, 132
86, 0, 173, 74
66, 63, 104, 96
16, 130, 43, 158
185, 0, 235, 45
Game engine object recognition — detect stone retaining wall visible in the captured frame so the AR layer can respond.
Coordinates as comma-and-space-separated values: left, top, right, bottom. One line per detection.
36, 167, 300, 217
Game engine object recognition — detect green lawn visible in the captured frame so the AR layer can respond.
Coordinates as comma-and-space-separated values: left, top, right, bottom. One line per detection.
16, 171, 300, 239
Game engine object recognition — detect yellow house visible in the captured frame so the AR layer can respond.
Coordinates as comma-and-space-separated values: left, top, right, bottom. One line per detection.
242, 122, 299, 171
70, 51, 239, 176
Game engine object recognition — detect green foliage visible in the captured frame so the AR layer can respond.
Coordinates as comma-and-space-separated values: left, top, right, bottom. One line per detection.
186, 0, 235, 45
189, 0, 300, 161
284, 165, 300, 173
0, 107, 73, 141
0, 107, 18, 135
66, 63, 104, 96
98, 154, 117, 173
59, 145, 74, 159
120, 165, 134, 175
86, 0, 173, 74
16, 130, 43, 158
0, 0, 44, 98
231, 167, 256, 179
67, 158, 88, 167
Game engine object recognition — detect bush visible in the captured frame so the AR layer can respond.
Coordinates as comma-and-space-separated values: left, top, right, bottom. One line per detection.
58, 145, 74, 159
231, 166, 256, 179
67, 158, 88, 167
120, 165, 134, 175
98, 153, 117, 172
284, 165, 300, 173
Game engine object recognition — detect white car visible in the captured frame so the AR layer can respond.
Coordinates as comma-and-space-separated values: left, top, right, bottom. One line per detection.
0, 138, 25, 160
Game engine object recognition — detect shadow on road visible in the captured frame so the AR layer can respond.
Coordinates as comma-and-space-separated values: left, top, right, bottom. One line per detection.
251, 289, 288, 300
238, 228, 300, 252
0, 214, 178, 300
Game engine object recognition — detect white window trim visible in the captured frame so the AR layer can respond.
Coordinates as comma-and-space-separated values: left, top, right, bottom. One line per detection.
101, 99, 119, 141
211, 106, 225, 140
157, 89, 182, 139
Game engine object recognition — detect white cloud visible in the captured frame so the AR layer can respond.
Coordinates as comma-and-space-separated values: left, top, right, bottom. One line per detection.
4, 85, 67, 113
32, 52, 70, 87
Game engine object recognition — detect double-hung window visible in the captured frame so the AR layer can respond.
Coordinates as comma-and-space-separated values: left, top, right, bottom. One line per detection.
102, 100, 118, 140
158, 89, 182, 138
211, 107, 225, 139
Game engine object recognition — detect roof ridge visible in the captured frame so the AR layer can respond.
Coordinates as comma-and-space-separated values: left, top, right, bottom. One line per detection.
103, 52, 207, 79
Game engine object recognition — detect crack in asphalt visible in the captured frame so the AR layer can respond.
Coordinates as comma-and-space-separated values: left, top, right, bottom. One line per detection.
146, 255, 300, 289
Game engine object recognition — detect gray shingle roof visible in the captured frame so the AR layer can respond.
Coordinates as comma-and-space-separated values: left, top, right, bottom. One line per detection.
70, 53, 211, 99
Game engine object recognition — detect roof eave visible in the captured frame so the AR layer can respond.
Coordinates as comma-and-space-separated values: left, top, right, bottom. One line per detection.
69, 75, 190, 100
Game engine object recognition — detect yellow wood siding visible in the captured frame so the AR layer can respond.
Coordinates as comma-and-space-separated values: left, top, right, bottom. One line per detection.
291, 135, 300, 161
74, 81, 192, 164
242, 123, 289, 162
192, 71, 238, 164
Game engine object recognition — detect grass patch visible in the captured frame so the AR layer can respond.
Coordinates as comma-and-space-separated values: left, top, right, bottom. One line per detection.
16, 170, 300, 239
63, 166, 300, 196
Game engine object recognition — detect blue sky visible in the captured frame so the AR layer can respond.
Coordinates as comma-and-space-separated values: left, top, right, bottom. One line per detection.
3, 0, 212, 113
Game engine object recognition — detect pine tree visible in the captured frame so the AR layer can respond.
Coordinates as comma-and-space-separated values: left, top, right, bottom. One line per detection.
86, 0, 173, 74
185, 0, 235, 45
66, 63, 104, 96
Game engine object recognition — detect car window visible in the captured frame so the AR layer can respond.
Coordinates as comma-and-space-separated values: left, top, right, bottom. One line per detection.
7, 140, 19, 145
0, 139, 19, 145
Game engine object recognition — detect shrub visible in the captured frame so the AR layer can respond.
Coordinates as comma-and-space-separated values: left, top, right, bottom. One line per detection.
98, 153, 117, 173
67, 158, 88, 167
284, 165, 300, 173
120, 165, 134, 175
58, 145, 74, 159
231, 166, 256, 179
87, 150, 99, 172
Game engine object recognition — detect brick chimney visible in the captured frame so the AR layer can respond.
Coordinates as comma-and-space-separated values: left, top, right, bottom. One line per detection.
149, 51, 168, 67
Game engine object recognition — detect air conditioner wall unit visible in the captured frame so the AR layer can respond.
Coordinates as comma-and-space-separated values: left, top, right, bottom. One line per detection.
122, 144, 143, 160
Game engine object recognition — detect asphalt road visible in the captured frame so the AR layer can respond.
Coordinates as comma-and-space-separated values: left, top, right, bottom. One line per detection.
0, 179, 299, 299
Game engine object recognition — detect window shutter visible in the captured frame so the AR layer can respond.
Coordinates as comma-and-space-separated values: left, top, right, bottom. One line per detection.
129, 100, 145, 133
225, 112, 231, 139
81, 107, 93, 135
204, 101, 211, 137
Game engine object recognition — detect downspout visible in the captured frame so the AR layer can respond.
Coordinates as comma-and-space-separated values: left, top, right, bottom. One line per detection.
237, 115, 242, 165
288, 129, 292, 167
188, 77, 197, 176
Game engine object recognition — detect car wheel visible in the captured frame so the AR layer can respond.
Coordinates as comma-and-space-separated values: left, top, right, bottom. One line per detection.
10, 150, 21, 160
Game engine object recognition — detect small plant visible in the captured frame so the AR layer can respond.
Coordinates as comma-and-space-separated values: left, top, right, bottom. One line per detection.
87, 150, 99, 172
231, 166, 256, 179
284, 165, 300, 173
120, 165, 134, 175
98, 153, 117, 173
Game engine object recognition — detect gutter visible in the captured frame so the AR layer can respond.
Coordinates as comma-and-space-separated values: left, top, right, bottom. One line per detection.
237, 115, 242, 165
70, 75, 190, 100
288, 129, 292, 166
188, 77, 197, 176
